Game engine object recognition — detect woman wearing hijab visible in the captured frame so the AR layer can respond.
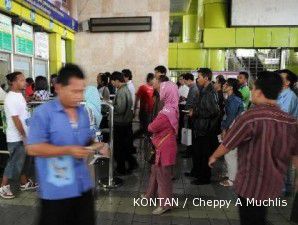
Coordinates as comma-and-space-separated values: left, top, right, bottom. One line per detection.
84, 86, 102, 134
143, 81, 179, 215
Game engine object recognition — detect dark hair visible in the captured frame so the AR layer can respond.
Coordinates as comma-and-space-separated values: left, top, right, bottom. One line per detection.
146, 73, 154, 83
197, 68, 213, 81
35, 76, 48, 91
239, 71, 249, 80
26, 77, 34, 84
158, 75, 169, 82
154, 65, 167, 75
217, 76, 226, 89
216, 74, 225, 81
226, 78, 243, 100
104, 72, 111, 77
50, 74, 57, 79
184, 73, 194, 81
122, 69, 132, 80
101, 74, 109, 86
276, 69, 297, 89
57, 64, 85, 86
255, 71, 283, 100
6, 72, 23, 83
110, 71, 125, 83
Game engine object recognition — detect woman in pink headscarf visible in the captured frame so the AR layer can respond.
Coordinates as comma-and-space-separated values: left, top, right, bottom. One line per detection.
143, 81, 179, 215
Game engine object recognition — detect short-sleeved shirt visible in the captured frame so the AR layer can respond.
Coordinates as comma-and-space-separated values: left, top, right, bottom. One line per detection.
4, 91, 30, 142
222, 104, 298, 200
136, 84, 154, 113
277, 88, 298, 119
27, 98, 94, 200
239, 85, 250, 110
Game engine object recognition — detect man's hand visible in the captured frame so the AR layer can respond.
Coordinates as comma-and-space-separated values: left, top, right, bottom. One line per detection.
68, 146, 93, 159
99, 144, 110, 158
87, 142, 110, 158
208, 155, 218, 168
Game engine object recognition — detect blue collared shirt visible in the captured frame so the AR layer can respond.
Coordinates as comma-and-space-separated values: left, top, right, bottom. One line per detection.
27, 98, 94, 200
277, 88, 298, 119
221, 94, 244, 130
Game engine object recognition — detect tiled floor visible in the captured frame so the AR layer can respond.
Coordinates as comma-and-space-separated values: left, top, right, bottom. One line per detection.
0, 145, 297, 225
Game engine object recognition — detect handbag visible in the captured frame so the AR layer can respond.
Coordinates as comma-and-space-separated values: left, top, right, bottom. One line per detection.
144, 133, 172, 164
181, 116, 192, 146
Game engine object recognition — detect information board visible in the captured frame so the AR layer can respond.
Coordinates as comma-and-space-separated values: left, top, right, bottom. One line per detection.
14, 23, 34, 56
35, 32, 49, 60
0, 13, 12, 52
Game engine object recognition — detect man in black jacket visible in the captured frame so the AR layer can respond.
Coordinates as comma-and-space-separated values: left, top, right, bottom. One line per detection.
188, 68, 220, 185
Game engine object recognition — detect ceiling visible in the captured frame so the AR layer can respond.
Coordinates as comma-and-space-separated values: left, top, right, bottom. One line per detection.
170, 0, 192, 13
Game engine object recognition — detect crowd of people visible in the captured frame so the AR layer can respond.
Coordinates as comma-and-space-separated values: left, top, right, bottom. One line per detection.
0, 63, 297, 225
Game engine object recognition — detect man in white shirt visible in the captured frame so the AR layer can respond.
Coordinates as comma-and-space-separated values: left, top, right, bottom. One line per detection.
0, 72, 37, 199
178, 74, 189, 106
178, 74, 189, 144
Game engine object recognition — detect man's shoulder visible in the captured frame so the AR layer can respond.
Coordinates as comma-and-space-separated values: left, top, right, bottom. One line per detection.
244, 105, 297, 123
4, 92, 23, 105
33, 100, 56, 115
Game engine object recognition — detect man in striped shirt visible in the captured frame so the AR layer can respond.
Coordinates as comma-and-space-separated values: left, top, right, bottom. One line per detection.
209, 71, 298, 225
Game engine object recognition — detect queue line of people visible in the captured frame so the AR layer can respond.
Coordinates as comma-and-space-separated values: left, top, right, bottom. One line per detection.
0, 63, 297, 225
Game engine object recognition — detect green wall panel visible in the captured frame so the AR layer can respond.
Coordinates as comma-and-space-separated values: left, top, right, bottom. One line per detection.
204, 28, 235, 48
290, 28, 298, 47
235, 28, 254, 47
271, 28, 290, 47
183, 14, 198, 43
254, 28, 271, 47
207, 49, 225, 71
204, 2, 227, 28
169, 48, 178, 68
177, 43, 201, 49
177, 49, 207, 69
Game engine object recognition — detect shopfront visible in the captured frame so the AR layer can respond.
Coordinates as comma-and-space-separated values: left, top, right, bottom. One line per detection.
0, 0, 76, 87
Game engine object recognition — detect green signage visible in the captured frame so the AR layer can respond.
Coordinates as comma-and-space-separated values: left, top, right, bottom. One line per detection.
0, 14, 12, 52
14, 23, 33, 56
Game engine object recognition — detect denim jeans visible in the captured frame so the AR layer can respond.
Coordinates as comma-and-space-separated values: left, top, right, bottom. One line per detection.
3, 141, 26, 180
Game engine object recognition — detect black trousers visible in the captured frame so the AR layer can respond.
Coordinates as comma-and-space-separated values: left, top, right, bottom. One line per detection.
238, 196, 267, 225
192, 134, 217, 181
114, 124, 137, 173
291, 193, 298, 222
133, 110, 151, 139
178, 105, 186, 143
38, 190, 95, 225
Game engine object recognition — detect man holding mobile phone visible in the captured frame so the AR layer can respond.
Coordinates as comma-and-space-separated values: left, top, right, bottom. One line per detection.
26, 64, 108, 225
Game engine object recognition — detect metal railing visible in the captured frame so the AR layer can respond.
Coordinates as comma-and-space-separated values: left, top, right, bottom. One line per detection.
97, 101, 122, 189
0, 99, 122, 189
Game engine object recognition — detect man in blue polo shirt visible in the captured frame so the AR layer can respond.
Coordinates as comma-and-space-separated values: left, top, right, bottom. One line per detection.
27, 64, 108, 225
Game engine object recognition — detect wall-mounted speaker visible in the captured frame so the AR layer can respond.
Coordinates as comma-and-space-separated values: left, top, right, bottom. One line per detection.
89, 16, 152, 32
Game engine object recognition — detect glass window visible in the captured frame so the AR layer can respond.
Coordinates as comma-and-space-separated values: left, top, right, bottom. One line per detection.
13, 55, 32, 78
0, 52, 11, 90
34, 59, 48, 78
61, 39, 66, 66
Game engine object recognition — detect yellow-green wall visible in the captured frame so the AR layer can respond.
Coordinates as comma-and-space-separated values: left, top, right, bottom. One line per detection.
169, 0, 298, 72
